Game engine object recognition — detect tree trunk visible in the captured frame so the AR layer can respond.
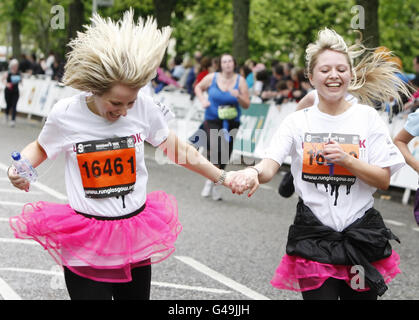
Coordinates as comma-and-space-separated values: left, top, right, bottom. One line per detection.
356, 0, 380, 48
67, 0, 85, 54
153, 0, 176, 28
153, 0, 177, 67
11, 19, 21, 59
232, 0, 250, 65
10, 0, 31, 58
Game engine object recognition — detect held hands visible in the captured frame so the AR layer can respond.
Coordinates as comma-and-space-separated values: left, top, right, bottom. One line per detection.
224, 168, 259, 197
7, 166, 30, 192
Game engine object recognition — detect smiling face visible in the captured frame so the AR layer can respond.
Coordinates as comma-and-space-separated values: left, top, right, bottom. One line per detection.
308, 49, 352, 102
89, 84, 140, 122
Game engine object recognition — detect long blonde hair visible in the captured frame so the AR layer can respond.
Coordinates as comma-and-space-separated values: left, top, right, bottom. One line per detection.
306, 28, 412, 108
62, 9, 171, 95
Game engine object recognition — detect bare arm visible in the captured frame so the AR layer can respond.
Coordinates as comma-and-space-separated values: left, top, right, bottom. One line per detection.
8, 140, 47, 191
158, 130, 230, 186
194, 73, 213, 108
230, 77, 250, 109
295, 90, 316, 111
394, 128, 419, 172
324, 140, 391, 190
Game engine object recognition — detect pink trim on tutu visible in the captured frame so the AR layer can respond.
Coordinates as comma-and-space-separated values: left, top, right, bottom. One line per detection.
9, 191, 182, 283
270, 251, 401, 292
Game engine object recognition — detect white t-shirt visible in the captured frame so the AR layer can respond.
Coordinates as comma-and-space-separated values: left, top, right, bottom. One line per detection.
265, 102, 405, 232
38, 92, 172, 217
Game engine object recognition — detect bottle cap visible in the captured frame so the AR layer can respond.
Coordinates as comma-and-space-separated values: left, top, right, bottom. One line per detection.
11, 151, 21, 161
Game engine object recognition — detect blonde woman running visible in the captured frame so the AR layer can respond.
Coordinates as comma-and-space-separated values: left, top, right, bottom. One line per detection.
229, 28, 411, 300
7, 10, 233, 300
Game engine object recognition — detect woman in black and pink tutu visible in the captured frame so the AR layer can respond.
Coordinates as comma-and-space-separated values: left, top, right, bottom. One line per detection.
228, 28, 412, 300
7, 10, 233, 300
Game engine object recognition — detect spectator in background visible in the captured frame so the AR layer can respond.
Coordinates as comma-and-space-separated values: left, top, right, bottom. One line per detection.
184, 58, 197, 99
171, 55, 185, 81
19, 54, 33, 75
194, 56, 212, 89
210, 57, 220, 73
2, 59, 21, 127
269, 63, 284, 91
31, 53, 45, 75
244, 59, 256, 89
252, 63, 266, 97
45, 51, 55, 77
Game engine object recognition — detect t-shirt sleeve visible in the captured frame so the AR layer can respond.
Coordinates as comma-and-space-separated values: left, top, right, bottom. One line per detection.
368, 110, 405, 175
37, 103, 66, 160
404, 109, 419, 137
143, 96, 174, 147
264, 113, 295, 165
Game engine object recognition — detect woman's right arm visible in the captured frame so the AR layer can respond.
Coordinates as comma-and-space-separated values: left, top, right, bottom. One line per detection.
194, 73, 213, 108
8, 140, 47, 191
394, 128, 419, 173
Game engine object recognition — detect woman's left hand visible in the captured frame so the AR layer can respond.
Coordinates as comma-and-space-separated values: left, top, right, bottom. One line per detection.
229, 89, 239, 98
226, 169, 259, 197
323, 140, 348, 166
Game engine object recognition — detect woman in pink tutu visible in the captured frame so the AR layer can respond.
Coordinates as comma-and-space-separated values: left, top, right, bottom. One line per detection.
7, 10, 232, 300
229, 28, 412, 300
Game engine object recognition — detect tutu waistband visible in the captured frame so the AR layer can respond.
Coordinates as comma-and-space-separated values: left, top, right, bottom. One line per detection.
74, 203, 146, 221
10, 191, 182, 283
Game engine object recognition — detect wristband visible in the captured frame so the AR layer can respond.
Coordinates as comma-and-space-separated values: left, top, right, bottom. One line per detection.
214, 170, 227, 185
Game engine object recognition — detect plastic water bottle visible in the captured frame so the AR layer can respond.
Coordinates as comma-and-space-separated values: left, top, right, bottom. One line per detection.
11, 152, 38, 182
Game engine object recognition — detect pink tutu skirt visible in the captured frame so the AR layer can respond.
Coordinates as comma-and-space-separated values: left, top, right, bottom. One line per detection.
271, 251, 400, 292
9, 191, 182, 283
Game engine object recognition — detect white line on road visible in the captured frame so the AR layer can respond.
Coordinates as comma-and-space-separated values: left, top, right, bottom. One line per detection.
0, 188, 43, 195
0, 238, 38, 246
175, 255, 270, 300
0, 201, 27, 207
0, 277, 22, 300
0, 267, 231, 295
0, 162, 68, 201
384, 219, 406, 227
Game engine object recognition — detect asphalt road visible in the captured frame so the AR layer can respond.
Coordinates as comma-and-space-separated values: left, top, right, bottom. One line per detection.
1, 116, 419, 301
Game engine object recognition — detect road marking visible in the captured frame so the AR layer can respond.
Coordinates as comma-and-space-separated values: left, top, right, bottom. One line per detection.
0, 277, 22, 300
0, 162, 67, 201
175, 255, 270, 300
0, 238, 38, 246
0, 188, 42, 195
0, 201, 27, 207
412, 227, 419, 232
0, 267, 231, 295
384, 219, 406, 227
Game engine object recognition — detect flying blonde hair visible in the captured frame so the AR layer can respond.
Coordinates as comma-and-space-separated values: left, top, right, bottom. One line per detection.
305, 28, 412, 109
62, 9, 172, 95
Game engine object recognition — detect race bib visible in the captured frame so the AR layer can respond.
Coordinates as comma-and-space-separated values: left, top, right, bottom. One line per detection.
76, 136, 136, 199
218, 105, 238, 120
302, 133, 359, 186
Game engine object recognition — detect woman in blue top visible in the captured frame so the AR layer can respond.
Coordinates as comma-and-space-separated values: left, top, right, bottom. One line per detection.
195, 53, 250, 200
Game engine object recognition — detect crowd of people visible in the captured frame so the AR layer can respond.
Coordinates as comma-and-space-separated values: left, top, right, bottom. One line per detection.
152, 52, 314, 107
